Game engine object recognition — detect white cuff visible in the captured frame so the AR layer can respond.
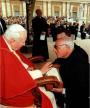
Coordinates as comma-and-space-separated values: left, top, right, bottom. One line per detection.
46, 67, 62, 81
28, 70, 43, 79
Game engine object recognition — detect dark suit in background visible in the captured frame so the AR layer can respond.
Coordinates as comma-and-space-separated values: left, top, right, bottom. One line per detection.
80, 23, 86, 39
53, 44, 89, 108
32, 9, 49, 61
0, 18, 7, 35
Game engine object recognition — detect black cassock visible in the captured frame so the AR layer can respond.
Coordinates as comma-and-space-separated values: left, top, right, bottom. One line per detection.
32, 16, 49, 60
53, 44, 89, 108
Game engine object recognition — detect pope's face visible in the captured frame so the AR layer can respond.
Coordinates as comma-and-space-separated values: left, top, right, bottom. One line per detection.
11, 32, 27, 50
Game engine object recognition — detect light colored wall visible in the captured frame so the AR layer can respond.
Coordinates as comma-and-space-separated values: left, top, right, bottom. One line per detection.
0, 0, 90, 23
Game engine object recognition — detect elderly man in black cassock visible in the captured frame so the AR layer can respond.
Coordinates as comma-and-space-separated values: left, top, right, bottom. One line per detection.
32, 9, 49, 61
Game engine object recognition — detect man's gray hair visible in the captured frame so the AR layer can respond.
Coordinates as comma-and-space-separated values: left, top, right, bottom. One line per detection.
64, 39, 74, 50
4, 24, 27, 41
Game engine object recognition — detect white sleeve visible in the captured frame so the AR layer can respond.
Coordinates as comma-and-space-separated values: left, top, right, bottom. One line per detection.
46, 67, 62, 81
28, 70, 43, 79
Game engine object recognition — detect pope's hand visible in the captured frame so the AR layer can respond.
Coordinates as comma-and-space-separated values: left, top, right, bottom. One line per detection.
40, 62, 53, 74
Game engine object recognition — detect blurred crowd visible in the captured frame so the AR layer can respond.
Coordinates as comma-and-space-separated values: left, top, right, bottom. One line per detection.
2, 16, 90, 39
3, 16, 26, 27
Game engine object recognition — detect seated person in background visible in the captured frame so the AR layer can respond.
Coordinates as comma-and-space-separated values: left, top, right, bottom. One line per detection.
53, 29, 89, 108
0, 24, 62, 108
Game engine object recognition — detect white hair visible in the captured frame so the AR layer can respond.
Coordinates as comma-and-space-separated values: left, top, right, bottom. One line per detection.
64, 39, 74, 50
4, 24, 27, 41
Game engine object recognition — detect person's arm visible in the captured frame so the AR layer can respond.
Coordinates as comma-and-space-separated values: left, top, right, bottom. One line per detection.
53, 58, 63, 64
52, 58, 64, 68
28, 62, 53, 79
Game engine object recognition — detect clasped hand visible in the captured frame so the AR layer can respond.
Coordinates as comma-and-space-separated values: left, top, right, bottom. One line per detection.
40, 62, 53, 74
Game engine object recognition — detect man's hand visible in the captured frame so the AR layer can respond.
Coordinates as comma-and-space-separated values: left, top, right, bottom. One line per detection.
40, 62, 53, 74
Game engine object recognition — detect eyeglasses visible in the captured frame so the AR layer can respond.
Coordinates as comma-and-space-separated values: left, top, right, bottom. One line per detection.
54, 44, 66, 49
